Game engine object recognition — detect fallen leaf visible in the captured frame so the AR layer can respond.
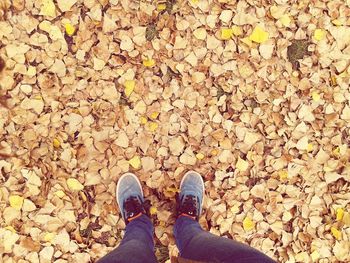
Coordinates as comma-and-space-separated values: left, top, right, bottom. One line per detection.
9, 195, 24, 210
147, 122, 158, 132
331, 227, 342, 240
150, 112, 159, 120
312, 91, 321, 102
65, 23, 75, 36
53, 138, 61, 148
249, 26, 269, 43
231, 26, 243, 36
57, 0, 77, 12
54, 190, 66, 198
140, 116, 148, 124
193, 28, 207, 40
279, 14, 291, 27
279, 170, 288, 180
236, 157, 249, 172
93, 58, 105, 71
150, 206, 158, 215
44, 232, 56, 243
342, 212, 350, 226
169, 137, 185, 156
311, 250, 320, 261
220, 28, 233, 40
67, 178, 84, 191
307, 143, 313, 152
314, 29, 326, 41
143, 58, 155, 67
196, 153, 205, 160
243, 217, 255, 231
336, 208, 344, 221
157, 4, 166, 11
129, 156, 141, 169
40, 0, 56, 17
124, 80, 135, 97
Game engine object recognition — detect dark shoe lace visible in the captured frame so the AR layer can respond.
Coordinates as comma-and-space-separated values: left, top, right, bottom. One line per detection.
177, 194, 199, 220
123, 196, 146, 223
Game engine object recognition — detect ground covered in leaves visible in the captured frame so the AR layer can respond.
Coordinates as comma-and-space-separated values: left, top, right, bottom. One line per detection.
1, 0, 350, 262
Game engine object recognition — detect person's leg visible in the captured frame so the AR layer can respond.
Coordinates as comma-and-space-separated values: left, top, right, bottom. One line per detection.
97, 173, 157, 263
98, 215, 157, 263
174, 171, 276, 263
174, 216, 275, 263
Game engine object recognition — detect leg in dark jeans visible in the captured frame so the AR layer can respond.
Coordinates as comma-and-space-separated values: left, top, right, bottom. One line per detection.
174, 216, 276, 263
98, 215, 157, 263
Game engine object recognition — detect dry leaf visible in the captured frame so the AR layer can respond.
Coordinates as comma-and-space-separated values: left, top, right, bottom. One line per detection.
236, 157, 249, 172
249, 26, 269, 43
40, 0, 56, 17
129, 156, 141, 169
243, 217, 255, 231
9, 195, 24, 210
67, 178, 84, 191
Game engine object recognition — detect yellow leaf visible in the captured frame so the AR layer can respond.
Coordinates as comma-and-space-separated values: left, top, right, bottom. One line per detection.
80, 191, 87, 202
5, 226, 16, 233
279, 14, 291, 27
129, 156, 141, 169
54, 190, 65, 198
67, 178, 84, 191
140, 116, 148, 124
220, 28, 233, 40
336, 208, 344, 221
164, 187, 180, 198
196, 153, 205, 160
157, 3, 166, 11
331, 227, 342, 240
249, 26, 269, 43
124, 80, 135, 97
332, 147, 340, 157
279, 170, 288, 180
231, 26, 242, 36
330, 75, 337, 86
65, 23, 75, 36
307, 143, 313, 152
147, 122, 158, 132
243, 217, 255, 231
150, 112, 159, 120
44, 232, 56, 243
311, 251, 320, 261
240, 37, 253, 47
53, 138, 61, 148
143, 58, 155, 67
40, 0, 56, 17
9, 195, 24, 210
311, 91, 320, 102
236, 157, 249, 172
313, 29, 326, 41
211, 149, 218, 156
342, 212, 350, 226
150, 206, 158, 215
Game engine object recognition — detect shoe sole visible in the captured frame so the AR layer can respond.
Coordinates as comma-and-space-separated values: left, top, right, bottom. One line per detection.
116, 172, 143, 213
180, 170, 205, 206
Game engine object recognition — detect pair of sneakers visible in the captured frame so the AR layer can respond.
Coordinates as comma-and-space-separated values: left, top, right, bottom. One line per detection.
116, 171, 205, 223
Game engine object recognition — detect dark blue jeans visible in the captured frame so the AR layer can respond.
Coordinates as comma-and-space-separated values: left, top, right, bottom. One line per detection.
98, 215, 276, 263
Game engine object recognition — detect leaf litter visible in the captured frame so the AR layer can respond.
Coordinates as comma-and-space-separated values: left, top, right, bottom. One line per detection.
0, 0, 350, 262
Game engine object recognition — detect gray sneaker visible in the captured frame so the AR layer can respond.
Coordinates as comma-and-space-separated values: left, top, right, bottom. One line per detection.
177, 171, 205, 221
116, 173, 147, 223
